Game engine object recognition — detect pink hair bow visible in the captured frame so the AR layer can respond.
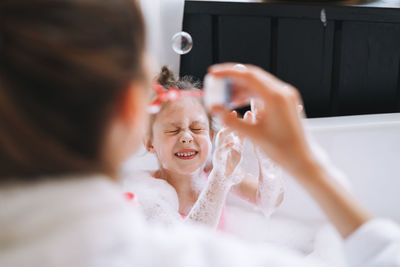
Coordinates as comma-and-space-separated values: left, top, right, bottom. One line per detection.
148, 83, 203, 113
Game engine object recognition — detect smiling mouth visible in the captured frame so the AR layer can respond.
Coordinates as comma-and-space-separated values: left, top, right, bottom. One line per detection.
174, 151, 198, 160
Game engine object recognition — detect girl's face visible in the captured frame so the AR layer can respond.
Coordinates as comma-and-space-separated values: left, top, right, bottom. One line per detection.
150, 98, 212, 174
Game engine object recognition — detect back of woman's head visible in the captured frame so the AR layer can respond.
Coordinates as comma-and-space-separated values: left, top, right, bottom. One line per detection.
0, 0, 145, 181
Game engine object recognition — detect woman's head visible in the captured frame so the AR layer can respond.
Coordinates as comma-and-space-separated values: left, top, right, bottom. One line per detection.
146, 67, 213, 175
0, 0, 149, 181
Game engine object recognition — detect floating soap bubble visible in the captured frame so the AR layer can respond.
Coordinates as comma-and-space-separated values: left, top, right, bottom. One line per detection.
172, 31, 193, 55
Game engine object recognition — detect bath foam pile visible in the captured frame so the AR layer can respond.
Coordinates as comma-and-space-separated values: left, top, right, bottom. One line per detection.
221, 198, 346, 267
122, 171, 182, 225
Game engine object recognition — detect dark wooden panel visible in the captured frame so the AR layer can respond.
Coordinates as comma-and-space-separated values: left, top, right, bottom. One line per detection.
181, 1, 400, 117
180, 14, 213, 80
185, 1, 400, 24
276, 18, 334, 117
336, 22, 400, 115
218, 16, 271, 70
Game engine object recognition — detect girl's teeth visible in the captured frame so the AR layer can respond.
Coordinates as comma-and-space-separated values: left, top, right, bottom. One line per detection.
176, 152, 196, 157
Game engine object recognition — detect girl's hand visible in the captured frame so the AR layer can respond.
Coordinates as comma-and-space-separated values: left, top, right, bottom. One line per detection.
188, 115, 245, 228
212, 118, 244, 185
209, 64, 314, 179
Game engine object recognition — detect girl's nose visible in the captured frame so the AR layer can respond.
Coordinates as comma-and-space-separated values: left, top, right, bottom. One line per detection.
180, 132, 193, 144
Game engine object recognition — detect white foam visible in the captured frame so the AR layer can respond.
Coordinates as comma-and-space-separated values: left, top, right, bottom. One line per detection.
122, 171, 181, 225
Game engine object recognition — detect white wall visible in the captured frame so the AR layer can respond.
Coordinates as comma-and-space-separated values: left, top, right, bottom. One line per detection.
139, 0, 185, 75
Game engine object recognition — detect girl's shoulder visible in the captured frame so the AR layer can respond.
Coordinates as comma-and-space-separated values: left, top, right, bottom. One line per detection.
122, 170, 173, 190
121, 170, 180, 223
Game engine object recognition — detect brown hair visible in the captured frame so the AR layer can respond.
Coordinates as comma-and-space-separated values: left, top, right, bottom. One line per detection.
157, 66, 201, 91
0, 0, 146, 181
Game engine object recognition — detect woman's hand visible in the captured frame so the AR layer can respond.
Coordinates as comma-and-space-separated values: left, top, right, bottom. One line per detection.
209, 64, 314, 179
209, 63, 372, 237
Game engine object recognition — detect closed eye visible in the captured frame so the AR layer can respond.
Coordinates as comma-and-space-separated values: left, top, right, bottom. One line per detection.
191, 128, 205, 133
165, 129, 180, 134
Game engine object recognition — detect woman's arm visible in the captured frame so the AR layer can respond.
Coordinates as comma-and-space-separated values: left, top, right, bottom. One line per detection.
209, 63, 372, 238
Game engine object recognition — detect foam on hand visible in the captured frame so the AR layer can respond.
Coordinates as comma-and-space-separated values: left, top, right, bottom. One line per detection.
186, 128, 244, 228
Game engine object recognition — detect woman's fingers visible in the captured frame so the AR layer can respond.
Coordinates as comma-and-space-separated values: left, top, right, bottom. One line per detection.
209, 68, 265, 100
235, 111, 255, 141
209, 63, 290, 102
243, 111, 254, 123
209, 64, 303, 120
212, 106, 258, 141
250, 98, 264, 117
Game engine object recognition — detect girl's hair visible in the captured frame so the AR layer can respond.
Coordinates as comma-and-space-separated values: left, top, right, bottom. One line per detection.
147, 66, 212, 141
0, 0, 145, 181
157, 66, 201, 91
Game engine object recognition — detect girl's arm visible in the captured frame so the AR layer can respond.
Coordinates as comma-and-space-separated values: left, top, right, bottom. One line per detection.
186, 128, 243, 228
231, 153, 284, 216
231, 172, 258, 203
254, 149, 285, 216
185, 169, 232, 227
232, 110, 285, 216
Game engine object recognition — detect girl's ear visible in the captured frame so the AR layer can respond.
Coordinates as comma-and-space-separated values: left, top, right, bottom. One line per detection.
143, 137, 156, 154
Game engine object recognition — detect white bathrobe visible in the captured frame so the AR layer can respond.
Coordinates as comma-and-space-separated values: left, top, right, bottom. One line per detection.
0, 175, 399, 267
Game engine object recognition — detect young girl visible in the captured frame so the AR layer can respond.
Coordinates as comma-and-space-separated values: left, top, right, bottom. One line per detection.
123, 67, 285, 229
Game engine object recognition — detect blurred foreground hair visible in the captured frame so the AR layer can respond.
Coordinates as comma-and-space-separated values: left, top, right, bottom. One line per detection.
0, 0, 145, 181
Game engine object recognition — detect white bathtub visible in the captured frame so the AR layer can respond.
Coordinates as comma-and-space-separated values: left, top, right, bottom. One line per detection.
123, 113, 400, 223
280, 113, 400, 223
121, 113, 400, 265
